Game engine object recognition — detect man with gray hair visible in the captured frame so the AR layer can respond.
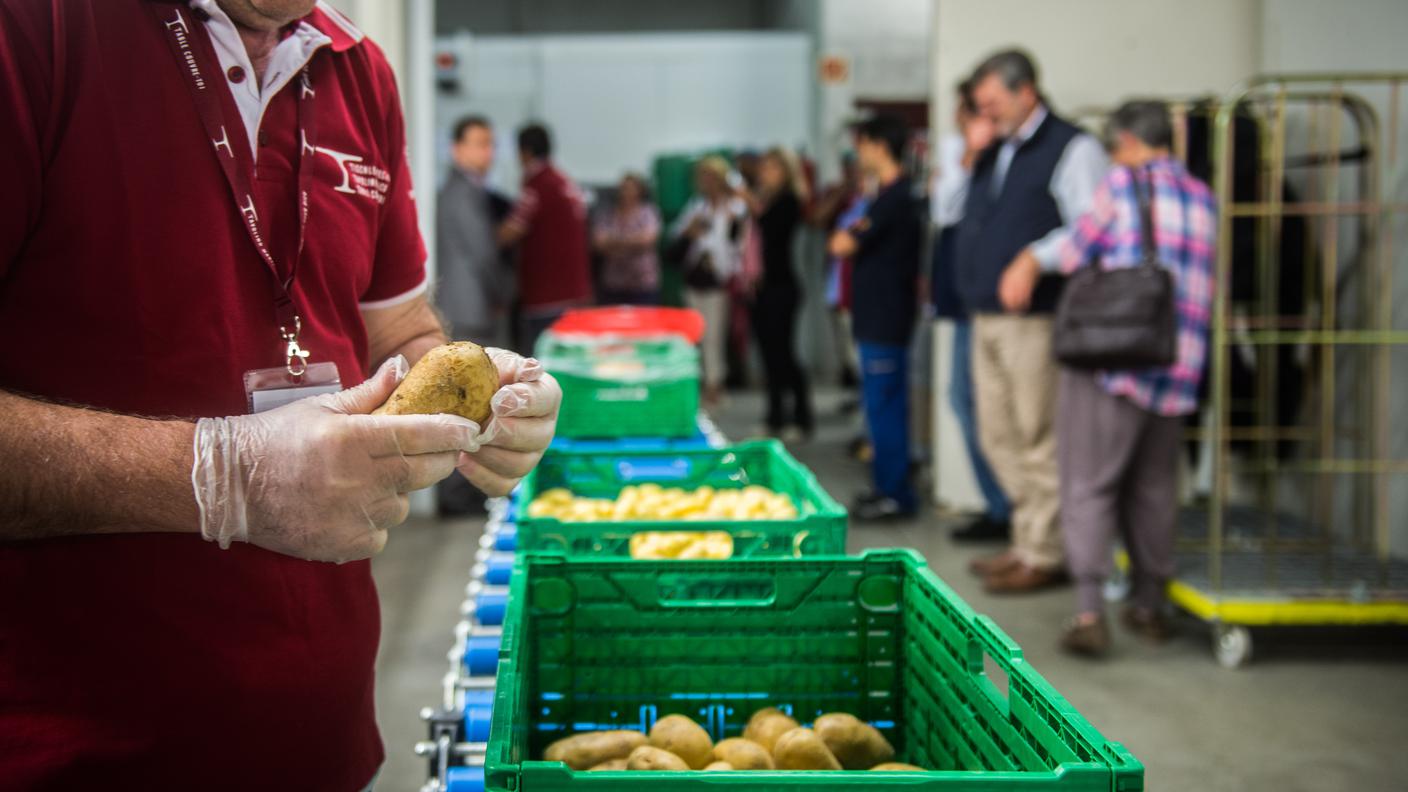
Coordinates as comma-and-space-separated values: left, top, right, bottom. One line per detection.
955, 48, 1109, 593
1002, 100, 1216, 655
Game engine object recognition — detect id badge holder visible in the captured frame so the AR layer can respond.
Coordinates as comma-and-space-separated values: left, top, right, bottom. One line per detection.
244, 361, 342, 414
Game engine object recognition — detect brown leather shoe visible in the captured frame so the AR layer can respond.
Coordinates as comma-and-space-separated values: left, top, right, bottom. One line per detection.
967, 550, 1020, 578
1120, 606, 1172, 644
1060, 615, 1110, 658
983, 563, 1067, 594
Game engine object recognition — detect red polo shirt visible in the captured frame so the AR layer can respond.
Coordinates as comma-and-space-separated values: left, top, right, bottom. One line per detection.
507, 161, 592, 313
0, 1, 425, 789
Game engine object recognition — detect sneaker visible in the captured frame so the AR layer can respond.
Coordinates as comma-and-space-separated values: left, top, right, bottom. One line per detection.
950, 515, 1011, 543
779, 426, 808, 444
851, 493, 915, 522
1120, 605, 1172, 644
1059, 615, 1111, 658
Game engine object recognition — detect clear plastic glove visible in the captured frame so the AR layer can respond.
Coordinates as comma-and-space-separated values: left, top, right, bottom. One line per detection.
192, 356, 483, 563
455, 347, 561, 497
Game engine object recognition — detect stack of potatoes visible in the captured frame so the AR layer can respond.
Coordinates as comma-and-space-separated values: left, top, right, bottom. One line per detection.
542, 708, 924, 773
526, 484, 800, 523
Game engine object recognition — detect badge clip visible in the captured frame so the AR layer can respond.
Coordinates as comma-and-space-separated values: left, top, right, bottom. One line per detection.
280, 315, 312, 378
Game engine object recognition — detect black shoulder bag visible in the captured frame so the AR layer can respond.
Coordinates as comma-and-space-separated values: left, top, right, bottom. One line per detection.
1053, 168, 1177, 370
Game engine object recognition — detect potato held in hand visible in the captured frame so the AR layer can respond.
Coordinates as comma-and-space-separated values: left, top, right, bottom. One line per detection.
627, 745, 690, 771
649, 714, 714, 769
814, 712, 895, 769
544, 730, 646, 770
372, 341, 499, 425
772, 727, 842, 770
743, 707, 800, 753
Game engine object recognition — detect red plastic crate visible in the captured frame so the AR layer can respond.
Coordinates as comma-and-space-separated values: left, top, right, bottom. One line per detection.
549, 306, 706, 345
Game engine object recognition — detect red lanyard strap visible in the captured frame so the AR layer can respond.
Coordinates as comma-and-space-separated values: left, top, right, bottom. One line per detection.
147, 2, 322, 374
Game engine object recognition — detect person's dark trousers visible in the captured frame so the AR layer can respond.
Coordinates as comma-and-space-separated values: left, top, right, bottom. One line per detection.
949, 319, 1012, 521
750, 284, 814, 433
1058, 369, 1181, 615
859, 342, 916, 510
518, 309, 565, 357
597, 288, 659, 306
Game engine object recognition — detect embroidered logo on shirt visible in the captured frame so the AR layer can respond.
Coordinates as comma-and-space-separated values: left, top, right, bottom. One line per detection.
303, 132, 389, 205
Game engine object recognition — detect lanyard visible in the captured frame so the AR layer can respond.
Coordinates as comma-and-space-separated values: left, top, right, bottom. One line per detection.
147, 2, 321, 376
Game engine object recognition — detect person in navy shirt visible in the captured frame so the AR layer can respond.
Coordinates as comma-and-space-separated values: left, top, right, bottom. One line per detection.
829, 114, 921, 520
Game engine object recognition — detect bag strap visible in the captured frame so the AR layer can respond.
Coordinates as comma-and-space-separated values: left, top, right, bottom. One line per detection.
1131, 166, 1158, 267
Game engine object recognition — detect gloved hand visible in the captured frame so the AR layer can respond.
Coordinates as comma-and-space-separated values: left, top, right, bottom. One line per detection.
455, 347, 561, 497
192, 356, 483, 563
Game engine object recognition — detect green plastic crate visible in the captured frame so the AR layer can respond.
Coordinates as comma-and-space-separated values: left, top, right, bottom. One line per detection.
535, 333, 700, 439
515, 440, 846, 558
486, 549, 1143, 791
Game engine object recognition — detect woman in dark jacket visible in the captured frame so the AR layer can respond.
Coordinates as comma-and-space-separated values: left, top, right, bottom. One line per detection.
743, 147, 814, 439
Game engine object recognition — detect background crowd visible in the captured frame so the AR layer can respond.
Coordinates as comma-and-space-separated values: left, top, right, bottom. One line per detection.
434, 47, 1217, 659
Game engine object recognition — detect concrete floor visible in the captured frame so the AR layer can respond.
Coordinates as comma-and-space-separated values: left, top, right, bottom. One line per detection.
372, 389, 1408, 791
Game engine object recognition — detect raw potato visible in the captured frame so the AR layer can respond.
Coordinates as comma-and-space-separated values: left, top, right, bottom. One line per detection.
372, 341, 499, 424
814, 713, 895, 769
743, 707, 800, 753
587, 759, 628, 771
543, 730, 647, 770
526, 483, 799, 525
704, 761, 734, 771
649, 714, 714, 769
771, 727, 842, 770
712, 737, 775, 770
627, 745, 690, 771
871, 762, 925, 771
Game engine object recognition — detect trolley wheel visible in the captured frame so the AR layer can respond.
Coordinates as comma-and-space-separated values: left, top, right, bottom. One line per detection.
1213, 624, 1253, 669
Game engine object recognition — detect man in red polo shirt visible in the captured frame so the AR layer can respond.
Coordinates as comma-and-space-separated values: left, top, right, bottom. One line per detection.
0, 1, 560, 789
498, 122, 593, 354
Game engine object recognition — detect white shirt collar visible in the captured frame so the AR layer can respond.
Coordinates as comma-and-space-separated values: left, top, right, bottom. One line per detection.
1012, 103, 1049, 145
189, 0, 332, 161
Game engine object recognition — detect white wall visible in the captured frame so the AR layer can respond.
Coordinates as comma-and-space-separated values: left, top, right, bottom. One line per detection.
1261, 0, 1408, 73
932, 0, 1260, 133
927, 0, 1260, 512
436, 33, 812, 191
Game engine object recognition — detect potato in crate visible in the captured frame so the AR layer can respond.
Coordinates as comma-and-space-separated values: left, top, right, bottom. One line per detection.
516, 440, 846, 559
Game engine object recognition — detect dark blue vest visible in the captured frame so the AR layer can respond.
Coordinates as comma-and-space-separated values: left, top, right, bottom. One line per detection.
956, 111, 1081, 314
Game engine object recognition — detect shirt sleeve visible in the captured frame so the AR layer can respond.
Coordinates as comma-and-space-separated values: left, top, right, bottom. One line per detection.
668, 198, 702, 239
1057, 170, 1122, 275
639, 206, 662, 243
0, 6, 47, 280
1030, 133, 1110, 271
361, 41, 428, 308
850, 188, 898, 249
503, 186, 540, 231
931, 134, 969, 228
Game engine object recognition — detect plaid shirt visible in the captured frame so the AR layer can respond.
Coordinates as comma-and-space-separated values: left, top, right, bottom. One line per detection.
1058, 157, 1217, 416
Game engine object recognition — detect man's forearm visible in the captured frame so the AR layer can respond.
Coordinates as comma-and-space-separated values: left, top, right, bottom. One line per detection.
0, 390, 199, 540
395, 330, 448, 365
